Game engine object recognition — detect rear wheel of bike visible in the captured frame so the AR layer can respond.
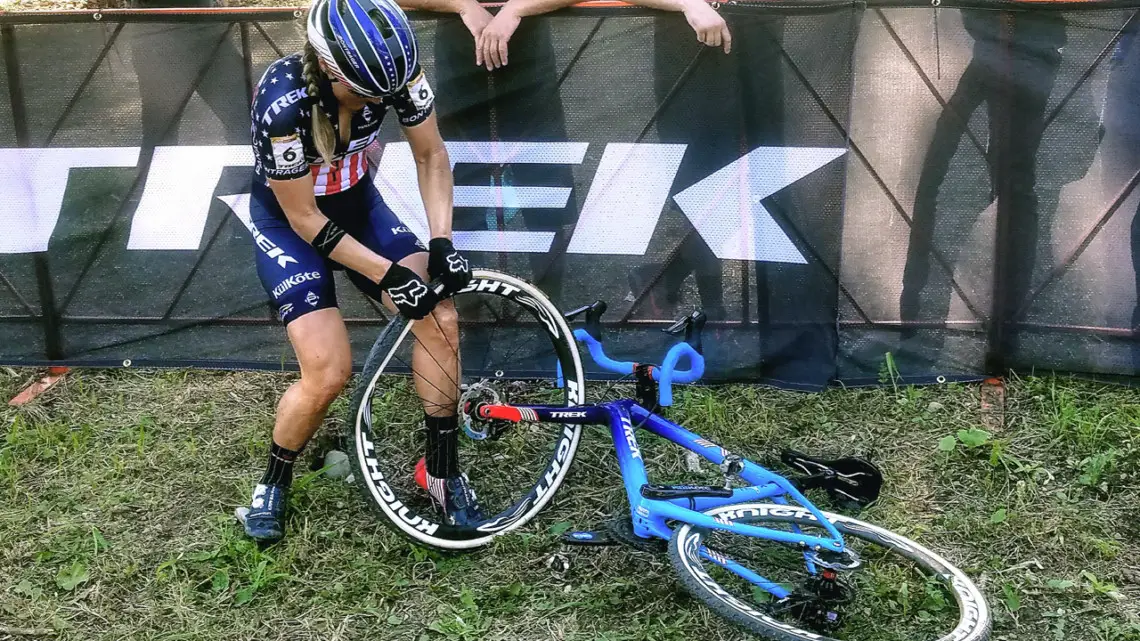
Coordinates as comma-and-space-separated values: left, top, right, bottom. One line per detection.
669, 502, 991, 641
347, 269, 586, 550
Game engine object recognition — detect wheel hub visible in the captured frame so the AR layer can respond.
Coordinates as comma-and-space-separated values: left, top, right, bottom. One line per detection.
459, 380, 501, 440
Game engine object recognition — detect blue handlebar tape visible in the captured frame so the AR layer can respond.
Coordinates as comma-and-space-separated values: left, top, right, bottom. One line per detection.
572, 328, 705, 406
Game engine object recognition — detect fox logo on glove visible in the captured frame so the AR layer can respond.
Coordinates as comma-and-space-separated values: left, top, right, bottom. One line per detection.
446, 252, 469, 274
387, 279, 429, 307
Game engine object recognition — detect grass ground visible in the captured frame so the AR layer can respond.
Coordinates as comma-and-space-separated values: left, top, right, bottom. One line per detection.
1, 366, 1139, 640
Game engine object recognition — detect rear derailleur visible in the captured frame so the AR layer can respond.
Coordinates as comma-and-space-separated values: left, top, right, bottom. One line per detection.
776, 570, 854, 631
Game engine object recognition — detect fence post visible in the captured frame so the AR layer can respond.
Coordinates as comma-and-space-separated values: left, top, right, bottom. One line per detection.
2, 23, 64, 361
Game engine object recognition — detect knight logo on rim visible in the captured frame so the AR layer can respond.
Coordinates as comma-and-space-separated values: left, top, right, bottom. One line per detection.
358, 432, 440, 536
533, 424, 576, 501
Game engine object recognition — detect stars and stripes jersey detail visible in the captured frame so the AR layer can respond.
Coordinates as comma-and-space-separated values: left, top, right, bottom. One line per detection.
250, 53, 436, 197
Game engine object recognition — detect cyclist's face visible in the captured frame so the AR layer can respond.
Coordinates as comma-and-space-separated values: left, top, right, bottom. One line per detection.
329, 79, 383, 110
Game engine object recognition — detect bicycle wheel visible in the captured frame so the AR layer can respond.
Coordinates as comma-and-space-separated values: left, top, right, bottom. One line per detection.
347, 269, 586, 550
669, 503, 991, 641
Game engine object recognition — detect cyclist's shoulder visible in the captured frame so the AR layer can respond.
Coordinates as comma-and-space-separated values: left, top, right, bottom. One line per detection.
252, 54, 310, 134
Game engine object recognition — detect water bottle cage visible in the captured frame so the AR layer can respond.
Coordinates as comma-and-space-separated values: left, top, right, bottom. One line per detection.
633, 363, 659, 412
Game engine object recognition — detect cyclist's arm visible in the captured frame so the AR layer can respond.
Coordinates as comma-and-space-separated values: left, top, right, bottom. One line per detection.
389, 70, 453, 241
269, 176, 394, 284
402, 112, 454, 240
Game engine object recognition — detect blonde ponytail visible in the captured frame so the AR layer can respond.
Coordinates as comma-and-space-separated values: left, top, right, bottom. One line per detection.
302, 41, 337, 166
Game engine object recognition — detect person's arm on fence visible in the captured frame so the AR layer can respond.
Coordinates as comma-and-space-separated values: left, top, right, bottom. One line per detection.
477, 0, 577, 69
628, 0, 731, 53
401, 0, 495, 48
477, 0, 729, 71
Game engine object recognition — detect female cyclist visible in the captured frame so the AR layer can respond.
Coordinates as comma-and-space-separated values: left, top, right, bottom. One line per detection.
236, 0, 479, 543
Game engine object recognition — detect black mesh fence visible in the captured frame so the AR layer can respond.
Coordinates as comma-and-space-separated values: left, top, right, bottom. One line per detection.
0, 3, 1137, 389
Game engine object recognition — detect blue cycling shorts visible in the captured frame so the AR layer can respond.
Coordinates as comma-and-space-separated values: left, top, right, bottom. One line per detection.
249, 175, 426, 325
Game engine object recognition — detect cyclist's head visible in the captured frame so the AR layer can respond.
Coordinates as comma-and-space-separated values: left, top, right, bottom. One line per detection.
306, 0, 419, 99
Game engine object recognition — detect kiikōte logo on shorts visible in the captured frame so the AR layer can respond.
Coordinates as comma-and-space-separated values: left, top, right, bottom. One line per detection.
272, 271, 321, 298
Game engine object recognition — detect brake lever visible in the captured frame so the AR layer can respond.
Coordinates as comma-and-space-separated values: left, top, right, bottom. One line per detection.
565, 300, 607, 341
663, 309, 706, 354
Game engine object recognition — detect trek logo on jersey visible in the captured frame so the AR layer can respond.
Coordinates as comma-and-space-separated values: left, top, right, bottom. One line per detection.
260, 88, 308, 126
386, 279, 428, 308
271, 271, 321, 298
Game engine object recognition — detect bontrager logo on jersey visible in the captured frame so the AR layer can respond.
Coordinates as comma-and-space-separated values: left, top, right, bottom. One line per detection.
271, 271, 321, 298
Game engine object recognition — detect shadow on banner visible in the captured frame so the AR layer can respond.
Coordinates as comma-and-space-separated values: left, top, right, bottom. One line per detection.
2, 5, 1139, 388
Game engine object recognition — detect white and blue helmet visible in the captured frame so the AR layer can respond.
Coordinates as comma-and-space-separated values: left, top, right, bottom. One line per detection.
306, 0, 419, 98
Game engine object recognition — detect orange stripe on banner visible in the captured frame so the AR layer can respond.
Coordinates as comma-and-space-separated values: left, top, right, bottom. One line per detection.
0, 2, 647, 17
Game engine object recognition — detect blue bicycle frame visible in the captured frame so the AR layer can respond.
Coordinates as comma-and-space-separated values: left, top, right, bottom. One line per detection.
478, 329, 849, 600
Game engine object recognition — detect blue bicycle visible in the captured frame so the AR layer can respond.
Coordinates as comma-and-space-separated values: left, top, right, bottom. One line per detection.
349, 270, 991, 640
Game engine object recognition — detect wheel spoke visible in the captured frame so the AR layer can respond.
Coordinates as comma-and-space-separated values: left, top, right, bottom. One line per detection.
670, 506, 989, 641
348, 271, 585, 549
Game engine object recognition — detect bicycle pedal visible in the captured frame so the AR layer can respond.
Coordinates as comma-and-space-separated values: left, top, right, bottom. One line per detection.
640, 483, 734, 500
561, 530, 618, 546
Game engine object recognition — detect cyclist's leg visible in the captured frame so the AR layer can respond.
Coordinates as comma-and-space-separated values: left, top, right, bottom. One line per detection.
250, 194, 349, 453
242, 187, 349, 539
340, 181, 473, 519
351, 251, 461, 418
338, 182, 459, 419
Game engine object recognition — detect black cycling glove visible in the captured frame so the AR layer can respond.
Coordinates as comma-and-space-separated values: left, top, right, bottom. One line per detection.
428, 237, 472, 297
379, 264, 440, 320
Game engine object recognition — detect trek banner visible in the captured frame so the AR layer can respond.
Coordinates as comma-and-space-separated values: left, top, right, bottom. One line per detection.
0, 4, 1137, 389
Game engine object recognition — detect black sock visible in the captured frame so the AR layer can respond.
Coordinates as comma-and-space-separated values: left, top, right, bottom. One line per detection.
260, 441, 302, 488
424, 414, 459, 478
